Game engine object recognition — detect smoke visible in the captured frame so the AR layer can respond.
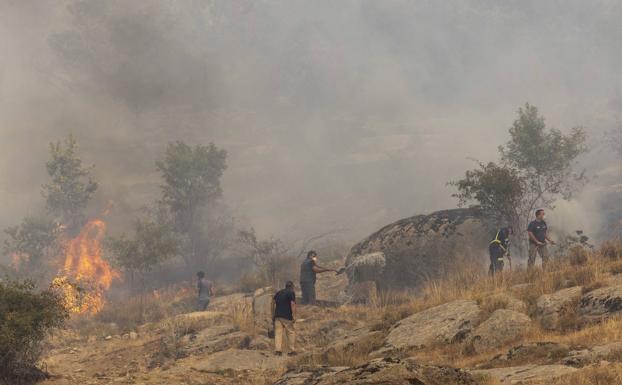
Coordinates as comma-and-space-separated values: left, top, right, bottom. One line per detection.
1, 1, 622, 242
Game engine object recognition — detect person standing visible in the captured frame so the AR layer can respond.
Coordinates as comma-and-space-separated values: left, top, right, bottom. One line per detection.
489, 226, 513, 275
527, 209, 556, 268
271, 281, 297, 356
299, 250, 336, 305
196, 271, 214, 311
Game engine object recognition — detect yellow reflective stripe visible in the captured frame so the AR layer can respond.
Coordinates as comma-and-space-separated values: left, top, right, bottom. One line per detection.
490, 230, 507, 252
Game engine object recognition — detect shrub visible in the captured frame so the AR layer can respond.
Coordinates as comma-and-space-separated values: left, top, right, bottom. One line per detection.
0, 280, 68, 384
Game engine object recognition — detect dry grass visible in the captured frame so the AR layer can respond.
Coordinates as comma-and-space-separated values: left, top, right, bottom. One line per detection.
365, 247, 622, 370
599, 238, 622, 260
92, 285, 195, 333
228, 299, 256, 334
551, 363, 622, 385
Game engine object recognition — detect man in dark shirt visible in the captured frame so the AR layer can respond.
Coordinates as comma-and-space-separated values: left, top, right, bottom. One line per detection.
196, 271, 214, 311
489, 226, 513, 275
527, 209, 556, 268
271, 281, 296, 356
299, 250, 337, 305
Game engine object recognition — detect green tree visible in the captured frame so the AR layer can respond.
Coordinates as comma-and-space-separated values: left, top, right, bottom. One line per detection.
42, 135, 98, 234
106, 220, 179, 286
453, 104, 588, 254
156, 141, 227, 270
451, 162, 524, 228
106, 220, 178, 321
3, 216, 59, 279
500, 103, 588, 211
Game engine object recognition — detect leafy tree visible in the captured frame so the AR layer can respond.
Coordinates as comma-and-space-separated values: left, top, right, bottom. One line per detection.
3, 216, 59, 279
0, 280, 68, 384
453, 104, 588, 254
106, 220, 178, 321
156, 141, 227, 270
499, 103, 588, 212
106, 220, 179, 286
451, 162, 524, 228
42, 135, 98, 234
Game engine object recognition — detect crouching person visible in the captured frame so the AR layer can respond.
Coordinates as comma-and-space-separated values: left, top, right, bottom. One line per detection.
271, 281, 297, 356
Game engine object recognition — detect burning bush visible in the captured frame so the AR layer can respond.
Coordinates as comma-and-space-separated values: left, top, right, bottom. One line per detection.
0, 280, 68, 384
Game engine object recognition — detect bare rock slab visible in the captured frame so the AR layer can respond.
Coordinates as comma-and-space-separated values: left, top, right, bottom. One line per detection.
187, 349, 285, 372
273, 357, 477, 385
536, 286, 582, 330
384, 300, 481, 350
563, 342, 622, 367
471, 364, 577, 384
470, 309, 531, 353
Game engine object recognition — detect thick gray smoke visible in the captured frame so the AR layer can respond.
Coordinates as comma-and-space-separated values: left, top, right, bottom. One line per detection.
1, 1, 621, 242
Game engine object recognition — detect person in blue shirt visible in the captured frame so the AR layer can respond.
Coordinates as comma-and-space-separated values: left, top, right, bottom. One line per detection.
527, 209, 556, 268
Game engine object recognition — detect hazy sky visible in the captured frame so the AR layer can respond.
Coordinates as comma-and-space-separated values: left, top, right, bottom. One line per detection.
1, 0, 621, 242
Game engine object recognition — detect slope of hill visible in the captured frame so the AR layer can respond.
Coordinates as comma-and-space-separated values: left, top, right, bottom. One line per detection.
37, 240, 622, 385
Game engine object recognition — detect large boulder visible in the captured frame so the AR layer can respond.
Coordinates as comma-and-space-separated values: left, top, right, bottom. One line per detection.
273, 357, 477, 385
383, 300, 481, 351
469, 309, 531, 353
345, 208, 490, 289
579, 285, 622, 321
536, 286, 583, 330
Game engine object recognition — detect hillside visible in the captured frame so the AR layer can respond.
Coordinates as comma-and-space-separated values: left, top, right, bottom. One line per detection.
37, 241, 622, 385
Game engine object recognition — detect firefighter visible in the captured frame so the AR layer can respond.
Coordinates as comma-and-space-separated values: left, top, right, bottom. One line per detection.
489, 226, 513, 275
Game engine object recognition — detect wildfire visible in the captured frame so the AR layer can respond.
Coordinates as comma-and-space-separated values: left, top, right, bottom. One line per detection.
53, 219, 121, 315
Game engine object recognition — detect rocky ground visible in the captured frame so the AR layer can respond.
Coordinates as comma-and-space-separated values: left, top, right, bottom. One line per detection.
38, 253, 622, 385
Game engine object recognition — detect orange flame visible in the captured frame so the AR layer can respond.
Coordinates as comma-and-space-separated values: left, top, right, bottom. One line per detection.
54, 219, 121, 315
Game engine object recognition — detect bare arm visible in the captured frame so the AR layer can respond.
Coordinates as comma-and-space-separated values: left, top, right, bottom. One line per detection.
271, 298, 276, 320
312, 264, 336, 273
291, 301, 296, 322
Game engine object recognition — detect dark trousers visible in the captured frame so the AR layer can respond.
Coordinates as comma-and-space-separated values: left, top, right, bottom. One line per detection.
489, 244, 504, 275
300, 281, 316, 305
198, 298, 210, 311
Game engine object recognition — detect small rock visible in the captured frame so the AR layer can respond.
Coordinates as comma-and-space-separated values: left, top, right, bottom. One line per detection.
129, 332, 138, 340
104, 335, 112, 341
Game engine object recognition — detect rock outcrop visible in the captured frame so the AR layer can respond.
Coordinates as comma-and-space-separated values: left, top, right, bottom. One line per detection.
345, 208, 490, 289
383, 300, 481, 350
469, 309, 531, 353
579, 284, 622, 321
536, 286, 582, 330
273, 357, 477, 385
